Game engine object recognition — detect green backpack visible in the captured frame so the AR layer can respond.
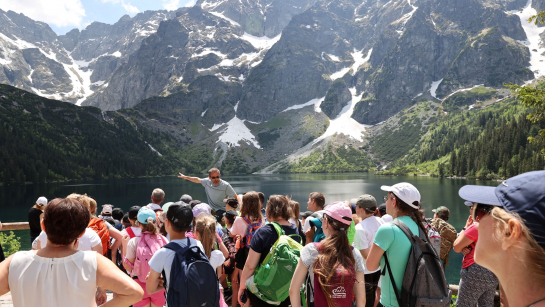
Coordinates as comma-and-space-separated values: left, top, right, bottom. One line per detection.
246, 222, 303, 305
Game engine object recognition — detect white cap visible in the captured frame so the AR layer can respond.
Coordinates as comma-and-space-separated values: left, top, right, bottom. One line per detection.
36, 197, 48, 206
381, 182, 421, 209
102, 205, 113, 214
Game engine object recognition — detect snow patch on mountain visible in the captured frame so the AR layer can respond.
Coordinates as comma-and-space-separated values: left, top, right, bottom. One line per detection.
313, 88, 371, 144
240, 32, 281, 50
430, 79, 443, 98
330, 48, 372, 80
214, 116, 261, 148
506, 0, 545, 77
281, 97, 325, 113
209, 11, 241, 27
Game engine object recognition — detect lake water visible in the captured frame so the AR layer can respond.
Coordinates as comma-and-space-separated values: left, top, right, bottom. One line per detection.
0, 173, 501, 285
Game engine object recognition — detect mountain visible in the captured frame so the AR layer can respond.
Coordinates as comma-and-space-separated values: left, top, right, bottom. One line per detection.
0, 8, 182, 105
0, 0, 544, 179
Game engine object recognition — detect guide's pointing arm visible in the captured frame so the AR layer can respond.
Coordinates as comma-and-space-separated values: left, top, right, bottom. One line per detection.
178, 173, 202, 184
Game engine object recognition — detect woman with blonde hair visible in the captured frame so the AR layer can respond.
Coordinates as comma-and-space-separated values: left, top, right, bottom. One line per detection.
122, 207, 168, 307
458, 170, 545, 307
195, 214, 227, 307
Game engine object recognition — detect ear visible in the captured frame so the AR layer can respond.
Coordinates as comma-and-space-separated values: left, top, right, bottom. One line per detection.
40, 219, 45, 231
501, 218, 523, 250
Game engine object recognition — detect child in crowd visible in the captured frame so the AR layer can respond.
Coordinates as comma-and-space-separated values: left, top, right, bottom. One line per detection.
221, 210, 239, 307
195, 214, 228, 307
289, 201, 366, 307
146, 203, 207, 301
112, 208, 124, 231
122, 207, 168, 307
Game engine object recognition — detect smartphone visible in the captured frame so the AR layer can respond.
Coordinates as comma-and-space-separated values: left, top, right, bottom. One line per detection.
240, 290, 248, 304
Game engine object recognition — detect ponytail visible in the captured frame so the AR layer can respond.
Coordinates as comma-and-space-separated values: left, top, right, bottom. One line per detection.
140, 220, 159, 235
195, 215, 217, 259
393, 194, 429, 241
313, 214, 355, 307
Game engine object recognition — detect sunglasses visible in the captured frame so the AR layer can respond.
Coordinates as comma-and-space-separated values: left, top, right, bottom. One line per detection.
472, 203, 494, 222
210, 176, 220, 179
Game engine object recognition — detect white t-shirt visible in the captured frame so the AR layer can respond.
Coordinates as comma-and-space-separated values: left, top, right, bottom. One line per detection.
382, 214, 393, 223
302, 210, 325, 232
37, 228, 101, 251
209, 249, 226, 270
353, 216, 384, 274
149, 239, 205, 285
121, 226, 142, 238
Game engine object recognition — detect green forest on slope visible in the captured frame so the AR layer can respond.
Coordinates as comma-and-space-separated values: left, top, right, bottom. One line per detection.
0, 85, 184, 184
380, 97, 545, 179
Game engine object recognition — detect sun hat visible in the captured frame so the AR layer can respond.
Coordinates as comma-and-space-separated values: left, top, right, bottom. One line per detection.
137, 207, 156, 224
464, 201, 474, 207
192, 203, 211, 218
36, 197, 48, 206
356, 194, 377, 211
432, 206, 450, 220
180, 194, 193, 203
324, 201, 353, 225
128, 206, 141, 220
459, 170, 545, 250
381, 182, 421, 209
162, 202, 180, 213
167, 202, 193, 229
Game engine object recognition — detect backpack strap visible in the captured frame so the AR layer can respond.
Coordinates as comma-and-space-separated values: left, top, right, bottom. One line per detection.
270, 222, 285, 237
383, 253, 403, 307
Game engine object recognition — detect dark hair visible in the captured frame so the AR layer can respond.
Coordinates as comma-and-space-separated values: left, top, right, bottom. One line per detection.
258, 192, 265, 205
208, 168, 220, 176
314, 214, 355, 306
392, 193, 428, 240
43, 198, 90, 246
309, 192, 325, 209
225, 213, 236, 225
112, 208, 124, 220
189, 200, 201, 209
122, 213, 131, 227
242, 191, 263, 222
266, 195, 292, 222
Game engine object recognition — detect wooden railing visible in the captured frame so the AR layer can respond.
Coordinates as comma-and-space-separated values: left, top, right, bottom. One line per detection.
1, 222, 30, 231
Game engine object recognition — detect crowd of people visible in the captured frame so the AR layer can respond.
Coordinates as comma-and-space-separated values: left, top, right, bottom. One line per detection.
0, 168, 541, 307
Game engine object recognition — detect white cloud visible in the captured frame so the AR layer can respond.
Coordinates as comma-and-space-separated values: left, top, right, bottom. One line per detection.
185, 0, 196, 7
101, 0, 140, 15
162, 0, 180, 10
1, 0, 86, 28
122, 2, 140, 14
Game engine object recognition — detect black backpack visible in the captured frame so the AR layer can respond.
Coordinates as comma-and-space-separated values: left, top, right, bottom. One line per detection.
383, 220, 451, 307
162, 238, 220, 307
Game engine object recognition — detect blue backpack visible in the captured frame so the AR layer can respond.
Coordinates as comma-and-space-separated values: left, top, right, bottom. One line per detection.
162, 238, 220, 307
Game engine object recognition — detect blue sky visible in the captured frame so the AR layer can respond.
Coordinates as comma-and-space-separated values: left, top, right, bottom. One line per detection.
1, 0, 196, 35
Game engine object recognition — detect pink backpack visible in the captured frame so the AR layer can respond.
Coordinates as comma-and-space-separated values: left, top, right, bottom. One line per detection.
132, 231, 168, 282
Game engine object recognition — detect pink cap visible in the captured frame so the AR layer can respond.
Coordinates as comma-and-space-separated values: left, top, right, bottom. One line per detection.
324, 201, 353, 225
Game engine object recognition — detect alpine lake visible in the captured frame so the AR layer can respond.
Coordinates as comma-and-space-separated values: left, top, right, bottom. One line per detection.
0, 173, 501, 285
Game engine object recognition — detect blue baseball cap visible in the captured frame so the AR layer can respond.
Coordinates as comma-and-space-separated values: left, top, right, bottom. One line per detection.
137, 207, 156, 224
459, 170, 545, 249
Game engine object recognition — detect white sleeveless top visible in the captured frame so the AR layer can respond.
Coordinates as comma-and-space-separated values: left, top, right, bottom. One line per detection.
8, 250, 97, 307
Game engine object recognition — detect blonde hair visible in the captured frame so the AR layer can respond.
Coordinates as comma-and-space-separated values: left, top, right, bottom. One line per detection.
195, 215, 217, 259
491, 207, 545, 283
66, 194, 97, 217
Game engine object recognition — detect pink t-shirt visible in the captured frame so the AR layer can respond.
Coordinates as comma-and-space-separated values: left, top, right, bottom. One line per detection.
462, 223, 478, 269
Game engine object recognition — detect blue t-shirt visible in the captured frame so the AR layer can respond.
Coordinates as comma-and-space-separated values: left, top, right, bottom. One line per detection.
249, 223, 301, 264
373, 216, 419, 307
201, 178, 236, 211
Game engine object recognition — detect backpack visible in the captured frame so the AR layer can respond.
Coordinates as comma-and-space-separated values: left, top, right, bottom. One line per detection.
132, 232, 168, 283
430, 218, 457, 264
221, 228, 237, 275
240, 217, 262, 248
88, 218, 110, 255
425, 223, 442, 258
246, 222, 303, 304
309, 242, 356, 307
162, 238, 220, 307
383, 220, 451, 307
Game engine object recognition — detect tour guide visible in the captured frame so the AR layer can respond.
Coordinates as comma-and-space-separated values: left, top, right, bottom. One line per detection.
178, 168, 237, 221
